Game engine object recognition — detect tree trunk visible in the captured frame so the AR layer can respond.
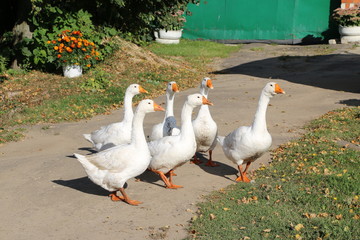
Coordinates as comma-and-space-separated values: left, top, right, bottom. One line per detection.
10, 0, 33, 69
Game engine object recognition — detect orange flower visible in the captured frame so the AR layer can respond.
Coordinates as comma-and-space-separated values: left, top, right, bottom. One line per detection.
66, 47, 73, 53
58, 38, 62, 42
59, 43, 64, 48
82, 48, 87, 52
86, 64, 91, 67
52, 40, 57, 44
70, 37, 76, 41
47, 40, 51, 44
57, 54, 61, 58
54, 46, 59, 50
70, 43, 76, 48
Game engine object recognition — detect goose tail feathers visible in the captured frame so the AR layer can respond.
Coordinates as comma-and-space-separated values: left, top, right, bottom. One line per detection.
217, 136, 225, 146
74, 153, 96, 172
83, 134, 94, 145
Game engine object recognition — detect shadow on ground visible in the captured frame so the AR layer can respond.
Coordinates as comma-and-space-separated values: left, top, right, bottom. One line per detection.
213, 53, 360, 93
53, 177, 110, 196
190, 153, 238, 181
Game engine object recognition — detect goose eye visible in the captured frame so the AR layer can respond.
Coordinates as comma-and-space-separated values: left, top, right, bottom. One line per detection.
148, 102, 151, 104
134, 85, 137, 88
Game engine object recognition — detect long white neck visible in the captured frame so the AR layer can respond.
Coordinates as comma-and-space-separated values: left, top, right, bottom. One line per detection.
131, 109, 147, 148
200, 86, 209, 98
123, 92, 135, 123
198, 87, 211, 116
164, 92, 175, 119
251, 91, 270, 133
180, 102, 195, 140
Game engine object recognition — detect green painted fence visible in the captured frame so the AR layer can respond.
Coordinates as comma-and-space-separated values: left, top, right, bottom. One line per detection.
183, 0, 340, 44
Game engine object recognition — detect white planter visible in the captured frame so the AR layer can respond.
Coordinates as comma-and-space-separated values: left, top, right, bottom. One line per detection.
63, 65, 83, 78
154, 29, 183, 44
339, 26, 360, 43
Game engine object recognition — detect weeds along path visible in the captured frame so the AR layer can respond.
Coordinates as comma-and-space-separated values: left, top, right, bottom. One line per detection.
0, 43, 359, 240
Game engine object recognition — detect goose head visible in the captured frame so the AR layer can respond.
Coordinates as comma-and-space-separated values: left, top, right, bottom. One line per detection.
201, 77, 214, 90
187, 93, 213, 108
263, 82, 285, 98
137, 99, 165, 113
167, 81, 179, 95
127, 83, 148, 96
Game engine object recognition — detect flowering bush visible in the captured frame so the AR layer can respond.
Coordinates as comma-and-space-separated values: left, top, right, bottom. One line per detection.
155, 9, 188, 31
332, 5, 360, 27
47, 30, 100, 69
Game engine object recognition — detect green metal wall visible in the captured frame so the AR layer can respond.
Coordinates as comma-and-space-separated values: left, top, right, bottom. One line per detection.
183, 0, 339, 44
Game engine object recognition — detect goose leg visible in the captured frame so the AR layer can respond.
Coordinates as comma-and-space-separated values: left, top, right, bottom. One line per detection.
205, 150, 219, 167
150, 169, 173, 188
167, 170, 183, 189
235, 164, 251, 183
242, 162, 252, 182
119, 188, 142, 205
109, 192, 124, 201
190, 154, 203, 164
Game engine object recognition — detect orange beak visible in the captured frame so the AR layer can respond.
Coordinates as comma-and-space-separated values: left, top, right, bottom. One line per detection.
172, 83, 179, 92
153, 102, 165, 111
275, 84, 285, 94
202, 96, 213, 106
206, 79, 214, 89
139, 85, 148, 94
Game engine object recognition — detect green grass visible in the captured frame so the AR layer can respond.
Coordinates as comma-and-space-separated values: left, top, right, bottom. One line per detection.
147, 40, 241, 65
188, 107, 360, 240
0, 39, 241, 144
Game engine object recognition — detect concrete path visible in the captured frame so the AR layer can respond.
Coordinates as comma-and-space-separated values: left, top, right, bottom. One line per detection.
0, 43, 359, 240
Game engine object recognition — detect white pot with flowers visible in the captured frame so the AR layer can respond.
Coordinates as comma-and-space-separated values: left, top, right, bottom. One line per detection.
154, 9, 187, 44
47, 30, 101, 77
332, 4, 360, 43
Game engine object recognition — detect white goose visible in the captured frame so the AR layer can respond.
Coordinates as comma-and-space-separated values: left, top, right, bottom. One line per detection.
218, 82, 285, 182
149, 81, 180, 141
83, 84, 148, 151
74, 99, 164, 205
192, 77, 219, 167
148, 94, 213, 188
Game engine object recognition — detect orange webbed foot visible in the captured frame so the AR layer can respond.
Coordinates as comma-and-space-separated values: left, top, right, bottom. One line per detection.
125, 199, 143, 206
109, 193, 124, 201
166, 184, 183, 189
190, 159, 203, 164
205, 160, 219, 167
235, 175, 251, 183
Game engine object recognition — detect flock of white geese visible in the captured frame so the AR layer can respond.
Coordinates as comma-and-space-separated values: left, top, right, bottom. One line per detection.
74, 78, 285, 205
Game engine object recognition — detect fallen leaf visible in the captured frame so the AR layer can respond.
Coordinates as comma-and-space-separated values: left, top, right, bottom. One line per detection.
263, 229, 271, 232
209, 214, 216, 220
335, 214, 343, 220
318, 213, 329, 218
223, 208, 230, 211
294, 224, 304, 231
